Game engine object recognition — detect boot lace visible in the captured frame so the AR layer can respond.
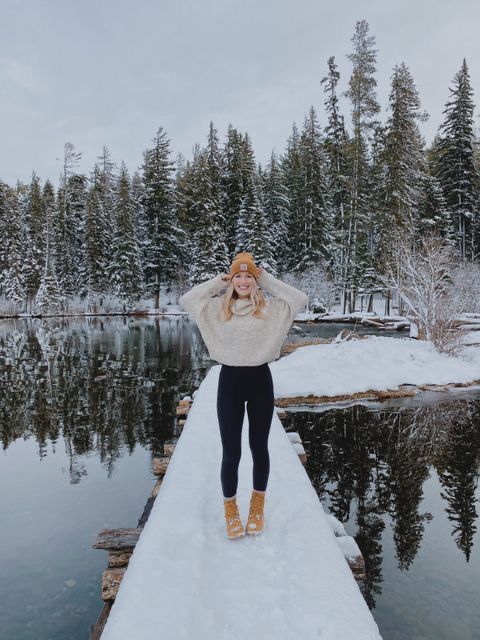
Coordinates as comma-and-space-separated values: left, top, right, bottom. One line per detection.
225, 500, 243, 534
247, 491, 265, 530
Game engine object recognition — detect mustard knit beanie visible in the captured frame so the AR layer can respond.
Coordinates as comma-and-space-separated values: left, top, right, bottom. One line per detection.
228, 252, 258, 280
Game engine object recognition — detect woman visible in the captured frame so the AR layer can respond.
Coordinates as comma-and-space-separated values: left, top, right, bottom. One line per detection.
179, 252, 308, 540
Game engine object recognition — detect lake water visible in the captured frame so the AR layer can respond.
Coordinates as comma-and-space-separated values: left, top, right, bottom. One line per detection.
0, 316, 477, 640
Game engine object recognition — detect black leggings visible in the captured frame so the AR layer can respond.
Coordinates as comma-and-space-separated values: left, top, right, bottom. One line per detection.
216, 362, 274, 498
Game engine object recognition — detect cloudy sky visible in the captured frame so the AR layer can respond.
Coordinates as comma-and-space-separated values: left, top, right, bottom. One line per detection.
1, 0, 479, 185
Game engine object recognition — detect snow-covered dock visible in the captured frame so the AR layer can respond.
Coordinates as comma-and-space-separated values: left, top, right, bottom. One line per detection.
99, 365, 382, 640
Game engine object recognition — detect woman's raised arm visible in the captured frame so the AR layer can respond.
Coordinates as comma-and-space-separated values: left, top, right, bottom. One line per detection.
179, 274, 229, 321
257, 269, 308, 322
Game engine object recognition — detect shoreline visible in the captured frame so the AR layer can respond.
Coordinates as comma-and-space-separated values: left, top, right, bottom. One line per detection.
274, 378, 480, 408
0, 309, 410, 325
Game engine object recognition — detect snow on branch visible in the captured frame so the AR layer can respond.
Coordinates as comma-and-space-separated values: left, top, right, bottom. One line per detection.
379, 230, 468, 354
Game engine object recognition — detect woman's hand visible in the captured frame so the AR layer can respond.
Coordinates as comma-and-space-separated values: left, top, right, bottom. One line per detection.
256, 266, 264, 279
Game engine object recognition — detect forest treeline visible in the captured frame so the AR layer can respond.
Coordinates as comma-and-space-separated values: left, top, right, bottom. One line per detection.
1, 19, 479, 316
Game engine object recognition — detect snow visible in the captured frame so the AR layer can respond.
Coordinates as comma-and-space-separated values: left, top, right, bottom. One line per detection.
292, 441, 306, 456
271, 335, 480, 400
286, 431, 302, 444
101, 366, 382, 640
326, 514, 347, 538
336, 536, 363, 561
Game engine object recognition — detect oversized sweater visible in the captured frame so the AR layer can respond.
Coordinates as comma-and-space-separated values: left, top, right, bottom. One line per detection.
178, 270, 308, 366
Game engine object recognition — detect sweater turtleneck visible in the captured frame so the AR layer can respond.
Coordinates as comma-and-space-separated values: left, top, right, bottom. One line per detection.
179, 269, 308, 366
231, 296, 255, 316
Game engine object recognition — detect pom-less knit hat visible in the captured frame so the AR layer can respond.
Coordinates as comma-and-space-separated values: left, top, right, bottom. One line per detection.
228, 251, 258, 280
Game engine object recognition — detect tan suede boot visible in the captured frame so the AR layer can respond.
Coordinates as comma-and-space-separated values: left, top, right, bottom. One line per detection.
223, 495, 245, 539
245, 489, 266, 535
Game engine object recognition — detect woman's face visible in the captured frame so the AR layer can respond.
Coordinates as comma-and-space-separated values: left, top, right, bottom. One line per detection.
232, 272, 256, 298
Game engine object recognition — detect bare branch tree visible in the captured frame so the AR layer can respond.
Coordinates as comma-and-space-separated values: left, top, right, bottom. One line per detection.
379, 230, 468, 353
284, 261, 337, 312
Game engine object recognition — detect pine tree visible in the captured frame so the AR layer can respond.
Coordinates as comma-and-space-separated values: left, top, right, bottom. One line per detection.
436, 59, 479, 260
24, 172, 45, 311
83, 163, 109, 299
383, 62, 429, 230
321, 56, 351, 294
364, 123, 388, 306
174, 152, 197, 287
131, 170, 147, 288
35, 179, 63, 313
69, 173, 88, 295
421, 136, 455, 239
234, 133, 273, 267
97, 145, 117, 235
262, 151, 289, 275
281, 123, 303, 272
417, 174, 453, 239
188, 122, 230, 284
0, 181, 8, 297
248, 164, 276, 270
142, 126, 187, 307
221, 125, 245, 256
343, 20, 381, 311
296, 106, 332, 273
96, 146, 117, 293
55, 142, 86, 300
108, 162, 144, 303
1, 184, 26, 304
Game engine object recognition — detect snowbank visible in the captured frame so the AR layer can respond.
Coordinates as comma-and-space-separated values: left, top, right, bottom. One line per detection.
271, 335, 480, 400
101, 366, 382, 640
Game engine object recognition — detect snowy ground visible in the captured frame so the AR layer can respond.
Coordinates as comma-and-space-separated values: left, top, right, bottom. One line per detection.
271, 335, 480, 400
101, 366, 382, 640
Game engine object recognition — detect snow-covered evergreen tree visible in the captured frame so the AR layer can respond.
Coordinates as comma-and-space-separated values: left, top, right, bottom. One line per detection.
221, 125, 245, 256
363, 123, 388, 306
234, 133, 274, 268
262, 151, 289, 275
296, 106, 332, 272
248, 165, 276, 271
188, 123, 230, 284
321, 56, 351, 292
436, 59, 479, 260
55, 143, 86, 300
174, 152, 197, 288
281, 123, 303, 273
95, 145, 117, 292
343, 19, 381, 311
417, 173, 453, 240
0, 181, 8, 297
34, 179, 63, 313
108, 162, 144, 303
131, 169, 147, 288
23, 172, 45, 311
1, 184, 26, 305
142, 126, 187, 307
383, 62, 429, 230
83, 177, 103, 300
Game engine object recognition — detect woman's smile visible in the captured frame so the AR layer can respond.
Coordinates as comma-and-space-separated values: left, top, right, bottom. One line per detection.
233, 274, 255, 297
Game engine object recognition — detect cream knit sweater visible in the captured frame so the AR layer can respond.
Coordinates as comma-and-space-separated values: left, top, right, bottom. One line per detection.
179, 270, 308, 366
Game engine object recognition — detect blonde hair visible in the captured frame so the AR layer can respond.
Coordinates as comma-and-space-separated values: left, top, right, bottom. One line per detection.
219, 279, 267, 321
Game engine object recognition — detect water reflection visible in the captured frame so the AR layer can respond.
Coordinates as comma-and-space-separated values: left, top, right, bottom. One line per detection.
0, 316, 213, 481
286, 401, 480, 610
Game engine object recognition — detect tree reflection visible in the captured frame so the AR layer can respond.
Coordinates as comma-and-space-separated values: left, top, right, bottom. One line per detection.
290, 397, 480, 608
0, 317, 205, 482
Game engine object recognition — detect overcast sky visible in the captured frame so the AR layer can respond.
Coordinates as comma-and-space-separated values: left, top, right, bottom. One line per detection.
1, 0, 479, 185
